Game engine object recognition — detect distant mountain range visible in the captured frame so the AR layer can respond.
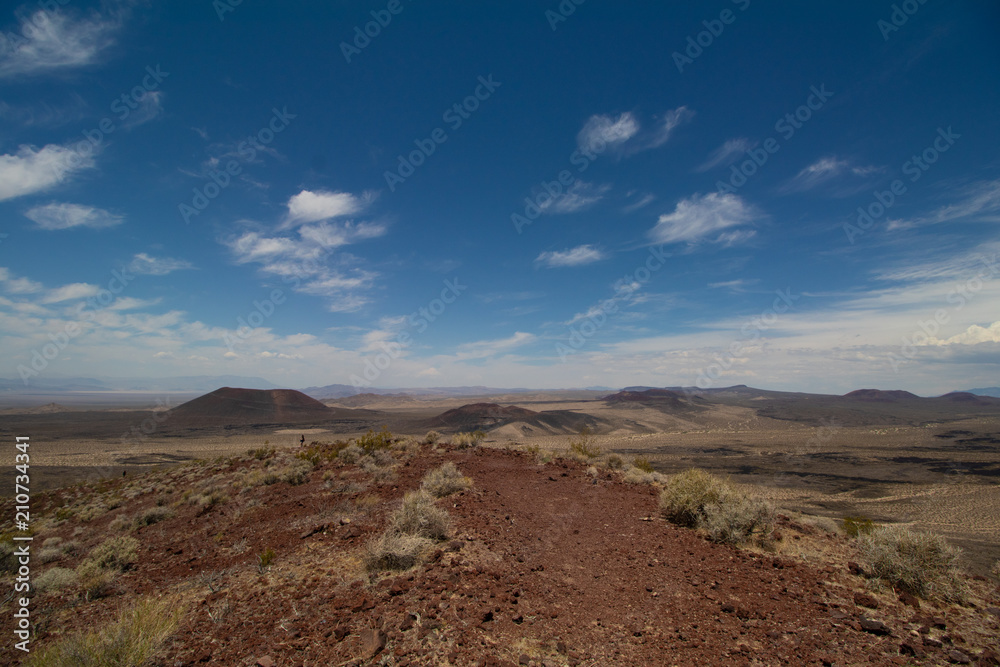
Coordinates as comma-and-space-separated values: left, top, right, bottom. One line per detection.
0, 375, 279, 393
963, 387, 1000, 398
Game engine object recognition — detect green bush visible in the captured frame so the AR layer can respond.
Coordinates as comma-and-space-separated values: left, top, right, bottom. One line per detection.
857, 525, 967, 602
632, 457, 655, 473
257, 547, 276, 573
568, 426, 601, 459
841, 515, 876, 537
421, 462, 472, 498
357, 426, 394, 453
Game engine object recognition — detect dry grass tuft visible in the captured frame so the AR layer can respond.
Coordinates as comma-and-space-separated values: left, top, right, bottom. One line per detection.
27, 596, 183, 666
363, 532, 434, 573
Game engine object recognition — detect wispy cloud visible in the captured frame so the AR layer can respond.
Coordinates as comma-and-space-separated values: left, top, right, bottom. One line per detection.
538, 180, 609, 214
648, 193, 758, 246
576, 107, 693, 157
25, 203, 122, 230
779, 156, 881, 194
696, 138, 754, 172
122, 90, 164, 129
0, 144, 95, 201
40, 282, 100, 304
535, 244, 608, 268
282, 189, 372, 228
708, 278, 758, 292
887, 178, 1000, 231
454, 332, 535, 360
647, 107, 695, 149
623, 193, 656, 213
577, 112, 640, 154
128, 253, 194, 276
0, 10, 120, 78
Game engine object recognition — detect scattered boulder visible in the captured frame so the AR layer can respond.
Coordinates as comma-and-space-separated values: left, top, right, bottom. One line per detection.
360, 628, 387, 659
859, 617, 891, 636
947, 649, 971, 664
853, 592, 879, 609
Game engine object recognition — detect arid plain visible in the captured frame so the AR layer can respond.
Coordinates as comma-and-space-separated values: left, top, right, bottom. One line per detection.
3, 385, 999, 574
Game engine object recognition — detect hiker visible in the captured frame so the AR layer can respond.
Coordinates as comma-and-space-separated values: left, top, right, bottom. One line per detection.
300, 434, 305, 446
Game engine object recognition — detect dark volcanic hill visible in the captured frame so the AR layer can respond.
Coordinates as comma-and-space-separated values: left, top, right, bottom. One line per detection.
843, 389, 920, 402
427, 403, 539, 430
168, 387, 336, 425
601, 388, 706, 412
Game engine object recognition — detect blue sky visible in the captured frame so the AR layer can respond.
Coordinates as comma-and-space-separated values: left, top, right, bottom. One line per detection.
1, 1, 999, 394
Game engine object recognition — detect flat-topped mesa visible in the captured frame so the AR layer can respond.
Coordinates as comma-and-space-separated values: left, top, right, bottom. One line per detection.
843, 389, 920, 402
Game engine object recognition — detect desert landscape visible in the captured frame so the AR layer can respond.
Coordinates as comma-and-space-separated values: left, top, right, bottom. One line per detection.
1, 384, 999, 665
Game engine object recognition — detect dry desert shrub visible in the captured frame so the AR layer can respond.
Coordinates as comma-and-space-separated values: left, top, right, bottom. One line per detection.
702, 493, 775, 545
602, 453, 625, 470
632, 456, 655, 473
452, 430, 486, 448
87, 536, 139, 572
622, 465, 667, 486
857, 525, 968, 602
276, 459, 312, 485
390, 490, 451, 540
423, 430, 441, 444
421, 462, 472, 498
27, 596, 183, 667
338, 443, 364, 463
38, 546, 64, 564
34, 567, 77, 593
135, 506, 174, 527
659, 468, 728, 528
659, 468, 774, 545
357, 425, 395, 453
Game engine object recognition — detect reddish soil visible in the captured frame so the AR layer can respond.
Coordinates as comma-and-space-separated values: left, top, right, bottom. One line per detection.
4, 445, 999, 666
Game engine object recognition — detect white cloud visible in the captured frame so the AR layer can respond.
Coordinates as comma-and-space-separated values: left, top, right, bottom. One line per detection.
928, 321, 1000, 346
226, 208, 385, 312
25, 202, 122, 230
536, 244, 607, 268
0, 10, 120, 78
696, 138, 755, 172
0, 144, 94, 201
539, 180, 609, 215
41, 282, 100, 303
888, 178, 1000, 231
648, 193, 757, 245
0, 268, 44, 294
282, 189, 369, 227
128, 253, 194, 276
577, 112, 640, 153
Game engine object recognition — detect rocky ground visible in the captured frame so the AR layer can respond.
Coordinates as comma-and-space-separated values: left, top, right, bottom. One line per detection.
2, 442, 999, 666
